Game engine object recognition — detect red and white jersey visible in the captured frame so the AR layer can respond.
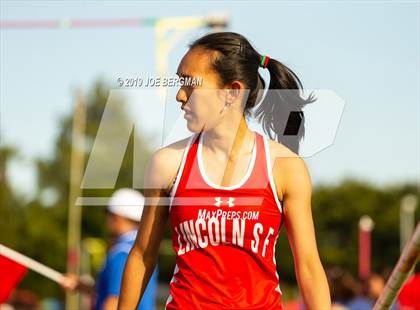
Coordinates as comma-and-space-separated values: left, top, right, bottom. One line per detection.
165, 130, 284, 309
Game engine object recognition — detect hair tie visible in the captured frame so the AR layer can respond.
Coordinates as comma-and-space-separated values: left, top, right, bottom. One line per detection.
260, 55, 270, 68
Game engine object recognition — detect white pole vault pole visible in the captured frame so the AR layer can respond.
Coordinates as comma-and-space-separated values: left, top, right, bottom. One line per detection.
372, 222, 420, 310
0, 243, 64, 284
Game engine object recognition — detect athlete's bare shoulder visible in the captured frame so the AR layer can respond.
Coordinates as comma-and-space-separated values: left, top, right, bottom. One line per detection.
265, 136, 309, 201
266, 138, 299, 161
146, 134, 196, 195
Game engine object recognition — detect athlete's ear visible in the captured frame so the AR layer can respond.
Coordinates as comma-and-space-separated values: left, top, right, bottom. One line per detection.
225, 80, 242, 105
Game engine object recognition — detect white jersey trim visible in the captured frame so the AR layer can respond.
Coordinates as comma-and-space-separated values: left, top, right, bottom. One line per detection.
262, 135, 283, 214
197, 130, 257, 190
168, 133, 197, 212
272, 232, 283, 295
165, 263, 179, 309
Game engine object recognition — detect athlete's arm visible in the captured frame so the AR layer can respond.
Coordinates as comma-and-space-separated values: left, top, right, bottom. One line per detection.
102, 296, 118, 310
276, 155, 331, 310
117, 149, 173, 310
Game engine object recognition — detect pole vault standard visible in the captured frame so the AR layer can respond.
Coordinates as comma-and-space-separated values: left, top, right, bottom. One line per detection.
373, 222, 420, 310
400, 195, 418, 252
66, 90, 86, 310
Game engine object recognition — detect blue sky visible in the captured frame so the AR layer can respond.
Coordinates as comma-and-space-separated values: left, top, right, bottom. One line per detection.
1, 1, 419, 200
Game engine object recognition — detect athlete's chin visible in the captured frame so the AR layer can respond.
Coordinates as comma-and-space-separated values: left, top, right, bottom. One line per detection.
186, 122, 201, 133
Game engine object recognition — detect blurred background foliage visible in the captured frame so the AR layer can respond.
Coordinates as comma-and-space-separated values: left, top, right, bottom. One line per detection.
0, 79, 418, 301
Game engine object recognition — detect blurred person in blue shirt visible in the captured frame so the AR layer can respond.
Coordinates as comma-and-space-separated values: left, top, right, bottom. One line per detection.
62, 188, 158, 310
95, 188, 158, 310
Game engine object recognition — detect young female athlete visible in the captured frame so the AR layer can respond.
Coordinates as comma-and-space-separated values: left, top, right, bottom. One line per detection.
118, 32, 331, 310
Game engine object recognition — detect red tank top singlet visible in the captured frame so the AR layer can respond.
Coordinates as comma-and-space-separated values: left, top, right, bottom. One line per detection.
165, 131, 284, 309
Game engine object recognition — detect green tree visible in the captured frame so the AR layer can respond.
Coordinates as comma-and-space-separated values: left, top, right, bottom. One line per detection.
0, 145, 24, 248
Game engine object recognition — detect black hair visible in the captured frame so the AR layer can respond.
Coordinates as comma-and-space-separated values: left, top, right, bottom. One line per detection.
188, 31, 316, 154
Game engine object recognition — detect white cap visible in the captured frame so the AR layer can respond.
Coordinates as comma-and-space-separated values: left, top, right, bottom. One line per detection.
107, 188, 145, 222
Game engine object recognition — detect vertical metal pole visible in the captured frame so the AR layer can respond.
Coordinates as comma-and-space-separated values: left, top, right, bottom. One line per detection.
155, 16, 207, 104
66, 90, 86, 310
154, 15, 228, 146
400, 194, 418, 252
359, 215, 374, 280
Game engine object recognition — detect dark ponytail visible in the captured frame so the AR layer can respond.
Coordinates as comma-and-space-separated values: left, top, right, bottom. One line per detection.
189, 31, 316, 154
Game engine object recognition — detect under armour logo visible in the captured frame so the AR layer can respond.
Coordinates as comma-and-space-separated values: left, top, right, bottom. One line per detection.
214, 197, 235, 208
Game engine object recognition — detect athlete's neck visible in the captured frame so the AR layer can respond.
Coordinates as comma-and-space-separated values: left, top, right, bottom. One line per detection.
201, 114, 254, 159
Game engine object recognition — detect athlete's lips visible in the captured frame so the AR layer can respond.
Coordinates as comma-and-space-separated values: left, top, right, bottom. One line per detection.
184, 111, 194, 118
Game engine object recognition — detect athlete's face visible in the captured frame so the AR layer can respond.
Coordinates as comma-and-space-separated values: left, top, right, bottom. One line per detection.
176, 47, 228, 132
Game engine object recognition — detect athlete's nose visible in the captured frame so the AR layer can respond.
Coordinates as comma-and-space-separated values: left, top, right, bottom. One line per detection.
176, 88, 188, 110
